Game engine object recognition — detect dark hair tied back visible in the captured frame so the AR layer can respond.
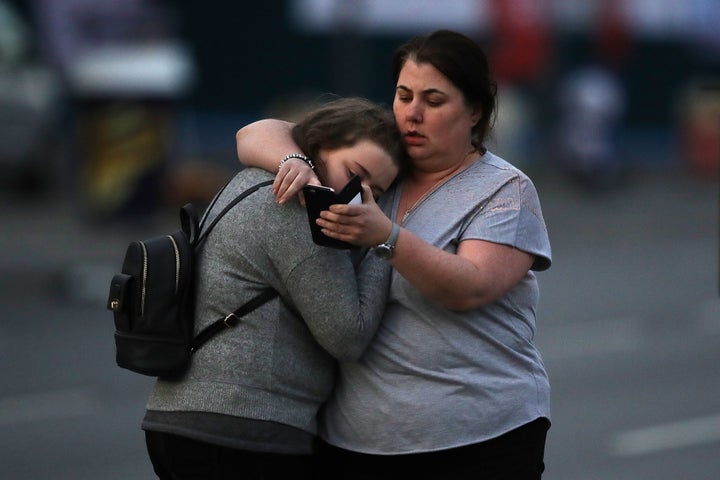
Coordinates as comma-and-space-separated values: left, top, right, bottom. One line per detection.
392, 29, 497, 151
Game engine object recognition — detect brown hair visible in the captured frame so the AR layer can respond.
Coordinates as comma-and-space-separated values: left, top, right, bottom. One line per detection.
291, 97, 409, 180
392, 30, 498, 151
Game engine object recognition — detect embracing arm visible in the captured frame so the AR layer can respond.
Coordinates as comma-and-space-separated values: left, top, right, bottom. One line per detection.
236, 119, 318, 204
236, 119, 294, 170
285, 248, 390, 361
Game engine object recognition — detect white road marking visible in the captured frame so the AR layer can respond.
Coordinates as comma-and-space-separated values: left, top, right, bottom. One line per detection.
610, 413, 720, 456
0, 388, 101, 426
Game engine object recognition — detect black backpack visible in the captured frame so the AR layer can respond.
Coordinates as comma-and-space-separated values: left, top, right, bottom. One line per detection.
106, 180, 277, 378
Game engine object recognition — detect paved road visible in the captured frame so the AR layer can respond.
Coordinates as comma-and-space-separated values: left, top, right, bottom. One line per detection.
1, 168, 718, 479
535, 169, 720, 479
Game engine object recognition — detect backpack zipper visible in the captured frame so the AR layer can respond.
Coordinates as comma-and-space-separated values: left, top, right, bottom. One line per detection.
140, 241, 148, 317
166, 235, 180, 293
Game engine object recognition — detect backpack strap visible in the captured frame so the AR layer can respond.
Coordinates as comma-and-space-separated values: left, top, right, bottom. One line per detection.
190, 287, 278, 353
179, 176, 234, 246
196, 179, 274, 247
188, 178, 278, 354
180, 204, 201, 245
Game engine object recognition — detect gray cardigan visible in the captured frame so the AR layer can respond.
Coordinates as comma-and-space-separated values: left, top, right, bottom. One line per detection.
144, 168, 390, 450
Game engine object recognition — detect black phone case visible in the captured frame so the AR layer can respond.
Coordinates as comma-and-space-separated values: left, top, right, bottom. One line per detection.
303, 175, 361, 249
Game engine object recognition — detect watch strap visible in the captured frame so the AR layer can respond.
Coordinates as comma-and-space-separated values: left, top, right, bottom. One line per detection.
384, 222, 400, 248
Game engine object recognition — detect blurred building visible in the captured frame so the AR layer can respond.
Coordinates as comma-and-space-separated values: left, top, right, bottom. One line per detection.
3, 0, 719, 210
28, 0, 195, 220
172, 0, 720, 171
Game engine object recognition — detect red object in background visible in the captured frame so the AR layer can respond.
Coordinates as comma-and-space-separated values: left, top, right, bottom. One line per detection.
685, 126, 720, 176
595, 0, 633, 68
679, 84, 720, 177
488, 0, 551, 84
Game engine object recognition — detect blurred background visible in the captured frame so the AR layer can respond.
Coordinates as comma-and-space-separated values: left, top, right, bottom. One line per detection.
0, 1, 718, 479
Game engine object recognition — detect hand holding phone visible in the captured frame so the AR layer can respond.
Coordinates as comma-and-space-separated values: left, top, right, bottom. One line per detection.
302, 175, 362, 249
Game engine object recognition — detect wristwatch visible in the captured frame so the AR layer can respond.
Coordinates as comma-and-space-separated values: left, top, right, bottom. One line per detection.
373, 223, 400, 259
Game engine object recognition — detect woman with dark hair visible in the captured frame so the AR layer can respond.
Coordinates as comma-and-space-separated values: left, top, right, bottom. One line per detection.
142, 97, 403, 479
237, 30, 552, 479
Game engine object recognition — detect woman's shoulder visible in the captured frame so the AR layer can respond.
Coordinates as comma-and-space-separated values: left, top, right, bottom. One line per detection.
475, 151, 530, 179
216, 170, 334, 267
216, 168, 305, 230
227, 167, 276, 191
469, 151, 541, 193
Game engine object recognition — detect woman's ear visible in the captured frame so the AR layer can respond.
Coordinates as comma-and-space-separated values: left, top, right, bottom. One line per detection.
471, 106, 483, 127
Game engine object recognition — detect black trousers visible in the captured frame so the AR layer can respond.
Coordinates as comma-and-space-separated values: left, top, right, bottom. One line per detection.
145, 431, 312, 480
314, 418, 550, 480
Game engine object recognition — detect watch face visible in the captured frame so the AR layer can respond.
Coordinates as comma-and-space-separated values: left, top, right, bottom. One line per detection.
373, 244, 393, 259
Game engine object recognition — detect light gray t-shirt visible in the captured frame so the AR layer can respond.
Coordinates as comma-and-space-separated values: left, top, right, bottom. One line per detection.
320, 152, 552, 454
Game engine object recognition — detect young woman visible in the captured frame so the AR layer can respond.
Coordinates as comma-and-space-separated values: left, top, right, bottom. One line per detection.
142, 97, 405, 479
235, 30, 553, 479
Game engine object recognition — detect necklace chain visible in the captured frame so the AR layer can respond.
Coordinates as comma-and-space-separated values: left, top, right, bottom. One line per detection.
399, 150, 478, 223
400, 176, 448, 223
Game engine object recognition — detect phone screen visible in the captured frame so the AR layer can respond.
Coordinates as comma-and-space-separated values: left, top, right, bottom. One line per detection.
302, 175, 361, 249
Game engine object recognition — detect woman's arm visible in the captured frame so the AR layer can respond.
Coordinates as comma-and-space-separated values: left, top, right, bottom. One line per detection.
386, 230, 533, 311
281, 234, 391, 361
316, 195, 534, 312
236, 119, 294, 169
236, 119, 318, 204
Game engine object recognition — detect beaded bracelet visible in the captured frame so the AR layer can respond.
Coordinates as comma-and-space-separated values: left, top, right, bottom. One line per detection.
279, 153, 315, 171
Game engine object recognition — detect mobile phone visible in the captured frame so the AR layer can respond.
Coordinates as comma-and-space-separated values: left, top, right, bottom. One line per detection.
303, 175, 362, 249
